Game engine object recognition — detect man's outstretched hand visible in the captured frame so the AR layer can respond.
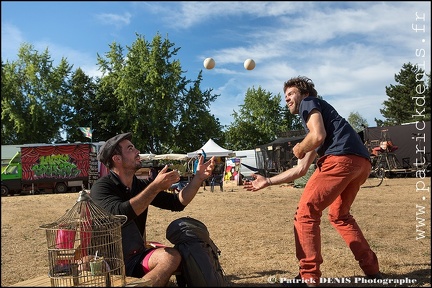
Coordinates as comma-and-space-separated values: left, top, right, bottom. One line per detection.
243, 173, 268, 192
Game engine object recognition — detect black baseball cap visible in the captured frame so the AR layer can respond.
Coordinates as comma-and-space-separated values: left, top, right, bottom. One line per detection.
97, 132, 132, 165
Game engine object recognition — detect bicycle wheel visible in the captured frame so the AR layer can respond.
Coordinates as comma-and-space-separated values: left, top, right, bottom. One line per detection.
362, 167, 384, 188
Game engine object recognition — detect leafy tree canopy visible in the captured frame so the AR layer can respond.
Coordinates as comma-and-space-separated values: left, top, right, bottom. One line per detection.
348, 111, 368, 132
1, 34, 223, 154
1, 43, 73, 144
224, 86, 302, 150
376, 62, 430, 126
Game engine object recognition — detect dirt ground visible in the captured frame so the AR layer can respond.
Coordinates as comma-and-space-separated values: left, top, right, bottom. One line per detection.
1, 177, 431, 287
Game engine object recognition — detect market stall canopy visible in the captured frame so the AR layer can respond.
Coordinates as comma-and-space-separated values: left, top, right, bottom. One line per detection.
139, 153, 188, 161
154, 154, 188, 161
187, 139, 234, 158
139, 153, 156, 160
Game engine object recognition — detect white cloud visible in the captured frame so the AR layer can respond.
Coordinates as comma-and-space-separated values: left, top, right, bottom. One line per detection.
94, 12, 132, 28
2, 1, 430, 129
1, 22, 25, 61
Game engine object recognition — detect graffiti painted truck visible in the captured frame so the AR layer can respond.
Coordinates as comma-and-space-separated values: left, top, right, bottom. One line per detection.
1, 143, 107, 196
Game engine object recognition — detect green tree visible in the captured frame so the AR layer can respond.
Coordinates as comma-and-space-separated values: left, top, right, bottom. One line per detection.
93, 41, 125, 141
348, 111, 368, 132
1, 43, 73, 144
94, 33, 221, 153
224, 86, 298, 150
62, 68, 99, 142
376, 63, 431, 126
175, 71, 225, 153
279, 104, 304, 137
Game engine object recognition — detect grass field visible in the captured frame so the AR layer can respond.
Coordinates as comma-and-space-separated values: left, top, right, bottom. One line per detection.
1, 177, 430, 287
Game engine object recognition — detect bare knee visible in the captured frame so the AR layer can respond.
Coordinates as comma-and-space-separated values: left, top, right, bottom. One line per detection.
149, 247, 181, 273
143, 247, 181, 286
150, 247, 181, 271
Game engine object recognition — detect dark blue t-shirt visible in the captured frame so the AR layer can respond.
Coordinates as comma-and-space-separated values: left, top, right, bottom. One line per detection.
299, 97, 370, 160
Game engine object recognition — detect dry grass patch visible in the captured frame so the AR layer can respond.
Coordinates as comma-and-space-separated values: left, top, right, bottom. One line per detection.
1, 177, 430, 287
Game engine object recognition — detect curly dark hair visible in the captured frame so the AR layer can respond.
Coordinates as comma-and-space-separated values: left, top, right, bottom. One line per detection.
283, 76, 318, 97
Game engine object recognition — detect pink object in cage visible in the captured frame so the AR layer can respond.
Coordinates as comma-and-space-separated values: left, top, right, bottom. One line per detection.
55, 229, 76, 249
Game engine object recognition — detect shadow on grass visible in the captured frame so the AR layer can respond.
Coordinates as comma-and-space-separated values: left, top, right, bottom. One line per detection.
225, 269, 288, 287
378, 268, 431, 287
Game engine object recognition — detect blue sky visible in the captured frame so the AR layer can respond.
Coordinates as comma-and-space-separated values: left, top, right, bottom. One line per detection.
2, 1, 431, 128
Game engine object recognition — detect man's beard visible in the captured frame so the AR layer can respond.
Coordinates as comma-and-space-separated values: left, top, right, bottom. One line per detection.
134, 162, 142, 171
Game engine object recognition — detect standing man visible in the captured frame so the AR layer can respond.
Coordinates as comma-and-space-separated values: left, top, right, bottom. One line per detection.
91, 132, 215, 286
244, 76, 381, 286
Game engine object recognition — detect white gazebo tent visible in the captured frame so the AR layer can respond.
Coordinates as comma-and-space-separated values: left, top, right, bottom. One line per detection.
187, 139, 234, 190
187, 139, 234, 158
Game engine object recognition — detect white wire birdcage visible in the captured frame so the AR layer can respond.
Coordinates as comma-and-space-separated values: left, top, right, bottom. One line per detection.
40, 188, 127, 287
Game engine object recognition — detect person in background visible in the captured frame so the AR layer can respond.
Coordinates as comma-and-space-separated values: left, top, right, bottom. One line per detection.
193, 149, 207, 190
90, 132, 215, 286
244, 76, 382, 287
148, 167, 157, 181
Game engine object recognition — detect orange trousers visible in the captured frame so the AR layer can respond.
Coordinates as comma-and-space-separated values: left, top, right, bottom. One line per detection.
294, 155, 380, 284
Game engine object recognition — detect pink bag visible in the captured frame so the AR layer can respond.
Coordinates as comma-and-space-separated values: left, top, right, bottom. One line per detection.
55, 229, 76, 266
55, 229, 76, 249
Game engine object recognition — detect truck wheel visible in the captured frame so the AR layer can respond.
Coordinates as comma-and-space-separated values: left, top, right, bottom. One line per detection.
55, 183, 68, 194
1, 185, 9, 196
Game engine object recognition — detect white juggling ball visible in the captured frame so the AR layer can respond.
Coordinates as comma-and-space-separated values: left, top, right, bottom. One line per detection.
244, 59, 255, 70
203, 58, 216, 69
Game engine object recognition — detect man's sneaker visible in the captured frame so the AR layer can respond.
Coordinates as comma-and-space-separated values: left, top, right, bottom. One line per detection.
366, 272, 383, 279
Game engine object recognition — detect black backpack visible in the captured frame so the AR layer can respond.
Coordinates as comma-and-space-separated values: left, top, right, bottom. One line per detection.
166, 217, 228, 287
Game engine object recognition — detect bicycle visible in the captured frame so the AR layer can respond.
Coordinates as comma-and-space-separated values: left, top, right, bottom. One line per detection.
362, 166, 385, 188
